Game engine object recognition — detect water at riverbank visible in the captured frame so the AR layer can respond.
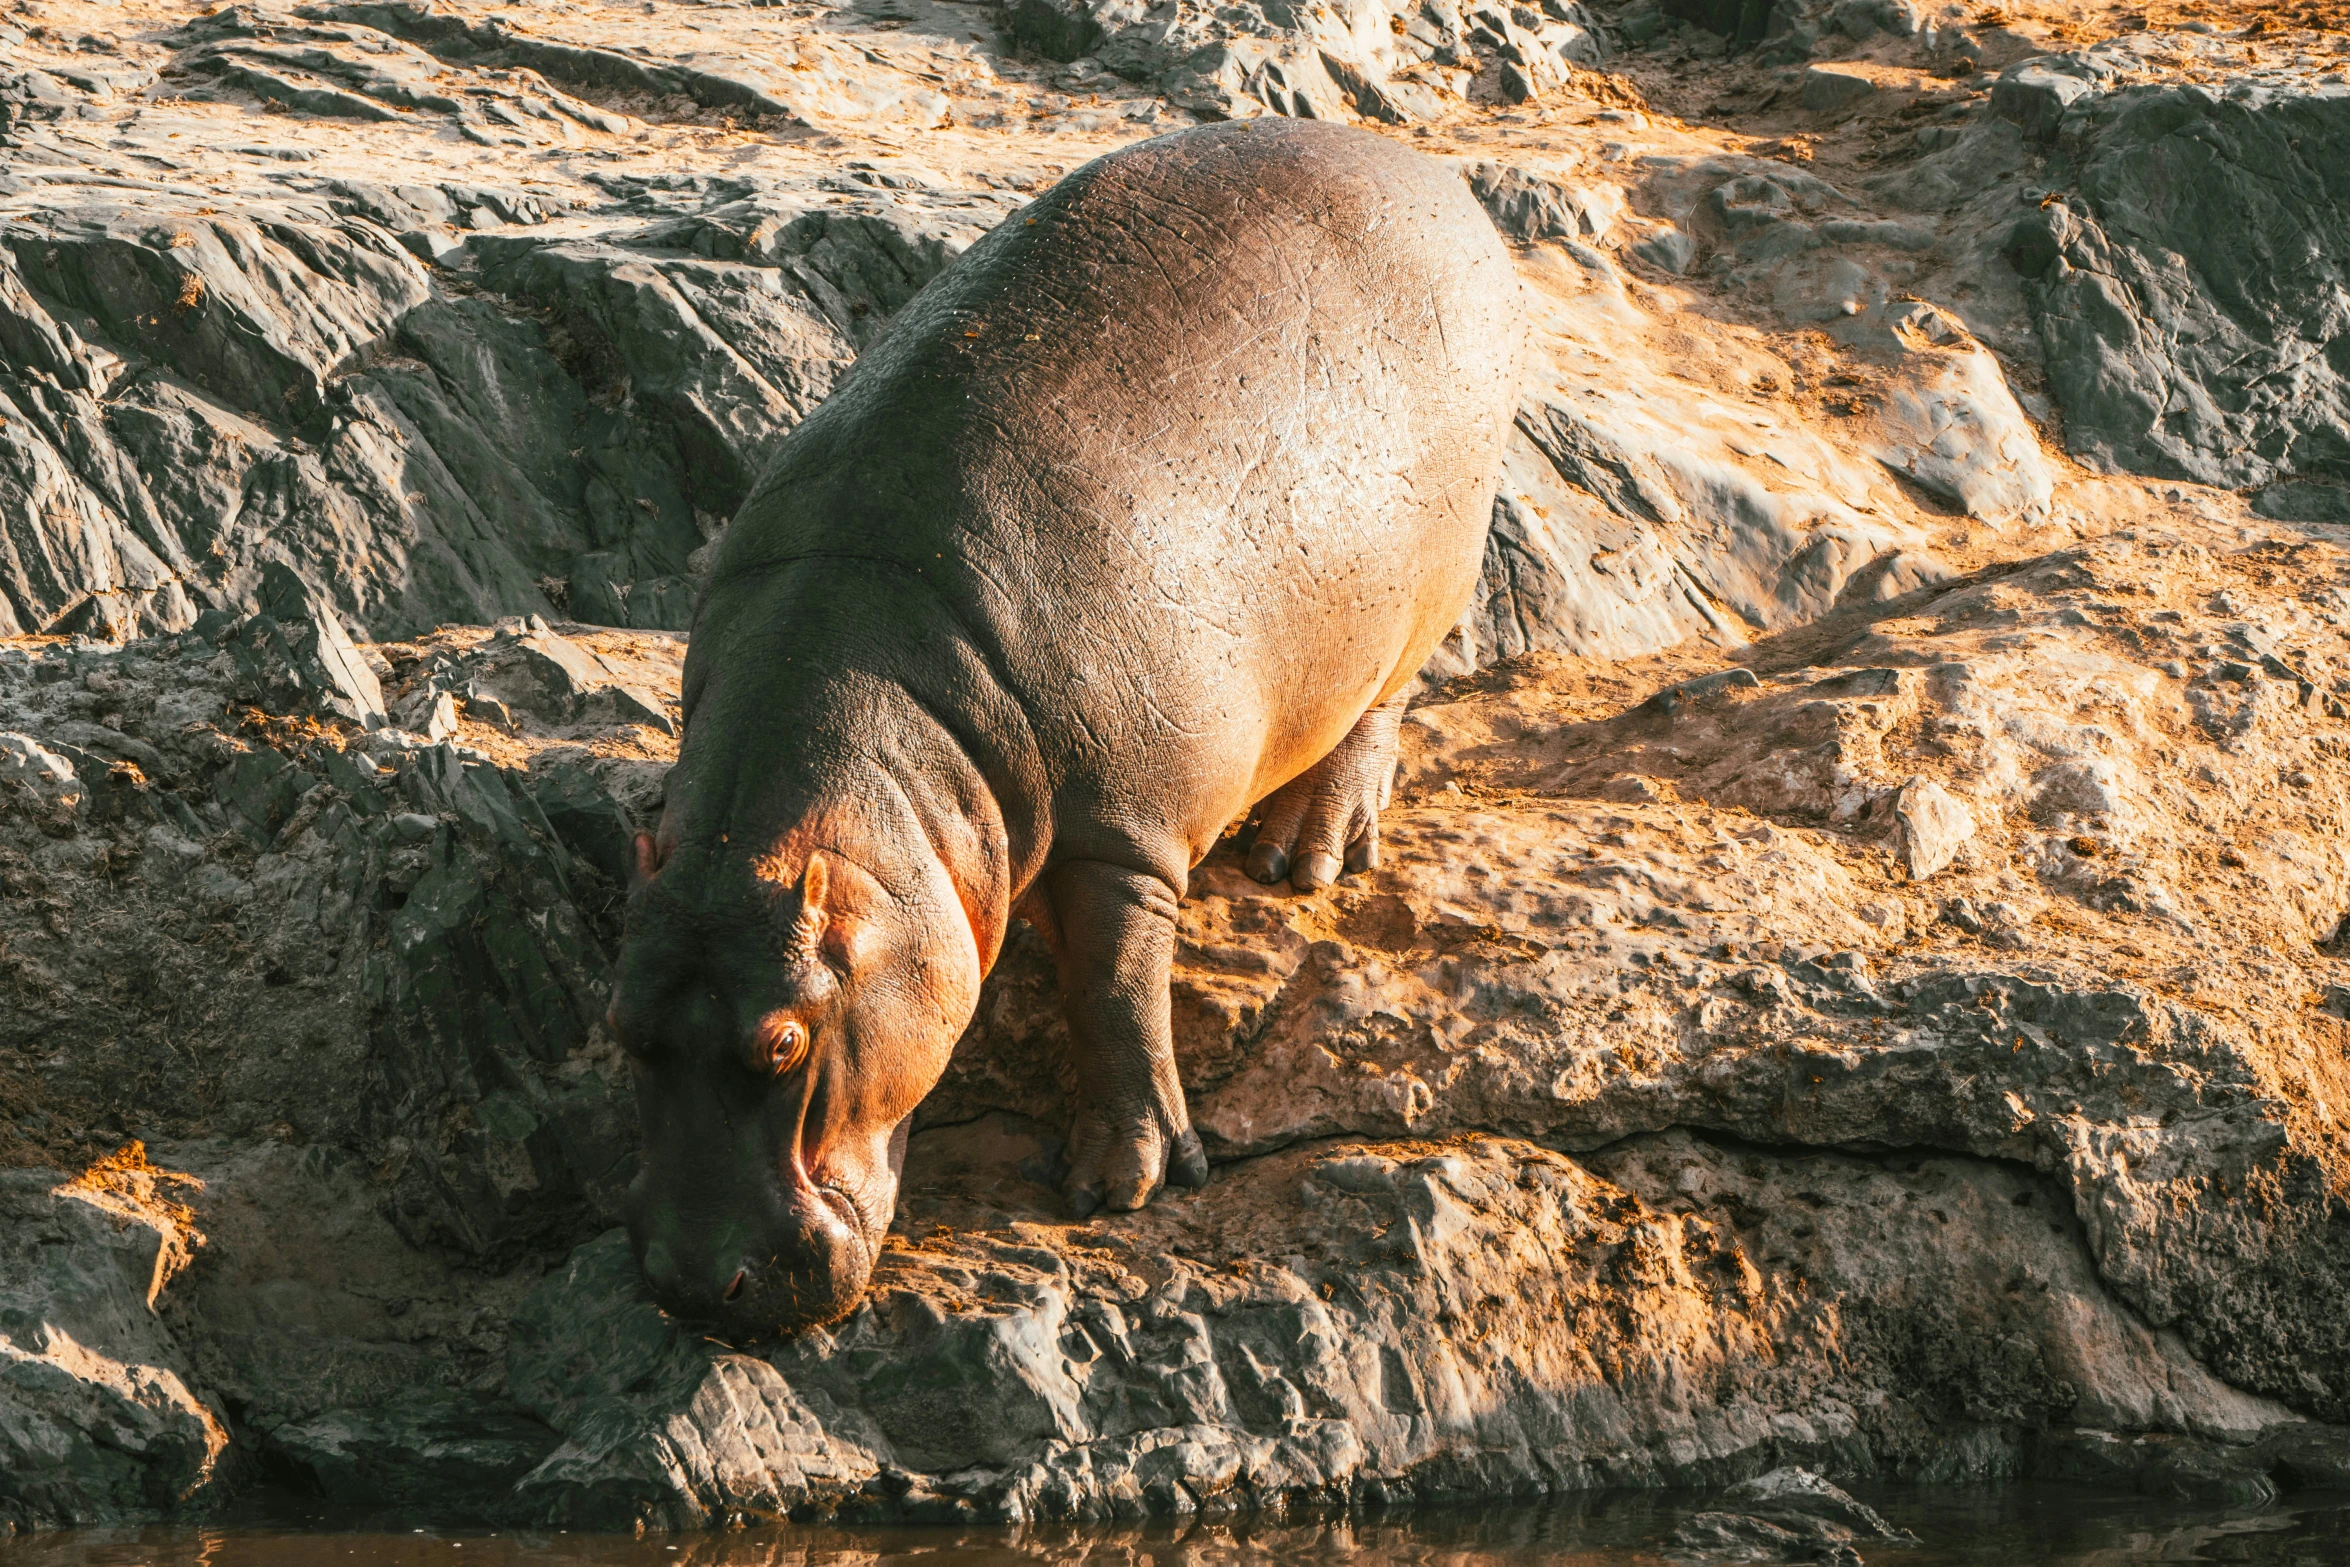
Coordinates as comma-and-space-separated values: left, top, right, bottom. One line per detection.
7, 1484, 2350, 1565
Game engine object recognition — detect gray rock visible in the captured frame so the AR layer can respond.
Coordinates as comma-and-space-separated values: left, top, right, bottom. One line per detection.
1660, 0, 1770, 46
1646, 665, 1763, 714
225, 562, 388, 729
1801, 63, 1878, 112
267, 1388, 560, 1511
1828, 0, 1918, 38
2011, 57, 2350, 488
1632, 156, 1867, 317
474, 628, 679, 736
1616, 2, 1670, 45
1991, 59, 2095, 142
1879, 775, 1973, 883
1466, 162, 1618, 245
0, 1166, 228, 1530
488, 1121, 2296, 1529
505, 631, 615, 720
0, 731, 82, 810
279, 2, 802, 127
1632, 224, 1700, 273
526, 760, 639, 886
10, 528, 2350, 1531
2037, 1427, 2281, 1507
0, 164, 980, 641
360, 741, 634, 1259
1448, 380, 1930, 673
0, 68, 89, 131
44, 720, 165, 781
1003, 0, 1605, 120
1845, 301, 2053, 525
15, 0, 2350, 1537
1670, 1509, 1822, 1559
1671, 1466, 1918, 1560
415, 691, 458, 742
1724, 1466, 1916, 1540
2252, 482, 2350, 525
1836, 548, 1954, 605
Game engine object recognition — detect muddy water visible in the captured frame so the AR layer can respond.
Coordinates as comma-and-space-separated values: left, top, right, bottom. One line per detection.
7, 1487, 2350, 1566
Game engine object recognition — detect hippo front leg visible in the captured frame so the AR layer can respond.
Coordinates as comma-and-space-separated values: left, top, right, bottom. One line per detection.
1041, 859, 1212, 1217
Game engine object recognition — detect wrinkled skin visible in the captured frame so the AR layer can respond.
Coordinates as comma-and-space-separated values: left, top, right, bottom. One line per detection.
610, 120, 1525, 1337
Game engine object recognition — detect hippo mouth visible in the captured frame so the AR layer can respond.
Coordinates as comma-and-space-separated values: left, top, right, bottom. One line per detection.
814, 1176, 881, 1280
700, 1174, 882, 1339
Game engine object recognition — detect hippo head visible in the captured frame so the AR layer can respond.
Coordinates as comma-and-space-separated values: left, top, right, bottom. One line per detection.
608, 829, 982, 1336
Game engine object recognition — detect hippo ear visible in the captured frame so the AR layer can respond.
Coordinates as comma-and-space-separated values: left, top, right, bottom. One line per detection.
789, 852, 830, 958
630, 830, 668, 890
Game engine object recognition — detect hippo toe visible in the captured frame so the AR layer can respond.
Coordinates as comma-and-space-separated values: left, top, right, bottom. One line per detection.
1246, 696, 1406, 891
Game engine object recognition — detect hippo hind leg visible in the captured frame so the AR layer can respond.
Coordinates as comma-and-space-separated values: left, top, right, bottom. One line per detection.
1245, 694, 1406, 892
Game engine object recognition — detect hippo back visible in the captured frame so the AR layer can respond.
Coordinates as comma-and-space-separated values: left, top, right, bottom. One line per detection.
711, 120, 1523, 863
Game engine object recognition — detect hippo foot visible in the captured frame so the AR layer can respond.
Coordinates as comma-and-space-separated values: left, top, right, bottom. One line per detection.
1066, 1102, 1210, 1217
1245, 695, 1406, 891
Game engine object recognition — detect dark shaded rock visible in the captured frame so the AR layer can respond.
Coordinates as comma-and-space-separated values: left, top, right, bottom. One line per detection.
214, 747, 317, 841
1003, 0, 1106, 63
1801, 63, 1876, 112
1991, 60, 2093, 142
1671, 1509, 1823, 1559
2018, 63, 2350, 487
0, 1167, 228, 1531
1671, 1467, 1917, 1560
1466, 162, 1610, 244
2252, 481, 2350, 525
359, 743, 634, 1261
1828, 0, 1917, 39
467, 239, 840, 528
2256, 1423, 2350, 1489
1724, 1466, 1916, 1538
1662, 0, 1775, 46
267, 1389, 560, 1512
527, 760, 639, 886
224, 562, 388, 728
2035, 1428, 2279, 1507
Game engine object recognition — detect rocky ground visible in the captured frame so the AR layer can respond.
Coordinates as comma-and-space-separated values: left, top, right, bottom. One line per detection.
9, 0, 2350, 1547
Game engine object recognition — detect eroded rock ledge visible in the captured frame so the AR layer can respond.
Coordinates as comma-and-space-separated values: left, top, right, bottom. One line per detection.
9, 517, 2350, 1532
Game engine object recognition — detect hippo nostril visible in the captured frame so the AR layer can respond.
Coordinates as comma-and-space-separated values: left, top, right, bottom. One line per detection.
723, 1268, 747, 1303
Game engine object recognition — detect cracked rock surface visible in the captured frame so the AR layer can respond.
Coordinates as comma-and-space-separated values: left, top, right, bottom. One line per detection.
9, 0, 2350, 1539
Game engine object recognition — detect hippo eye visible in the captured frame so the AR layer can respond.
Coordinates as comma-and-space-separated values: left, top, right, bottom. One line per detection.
764, 1019, 809, 1076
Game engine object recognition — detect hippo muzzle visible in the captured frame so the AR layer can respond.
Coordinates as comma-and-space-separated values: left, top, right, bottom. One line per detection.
624, 1157, 879, 1337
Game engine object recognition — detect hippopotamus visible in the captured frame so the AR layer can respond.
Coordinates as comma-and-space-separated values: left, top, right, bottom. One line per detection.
608, 118, 1524, 1335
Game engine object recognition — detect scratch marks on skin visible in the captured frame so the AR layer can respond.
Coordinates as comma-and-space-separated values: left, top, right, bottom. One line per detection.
1215, 421, 1285, 529
1139, 689, 1206, 741
1152, 573, 1245, 643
